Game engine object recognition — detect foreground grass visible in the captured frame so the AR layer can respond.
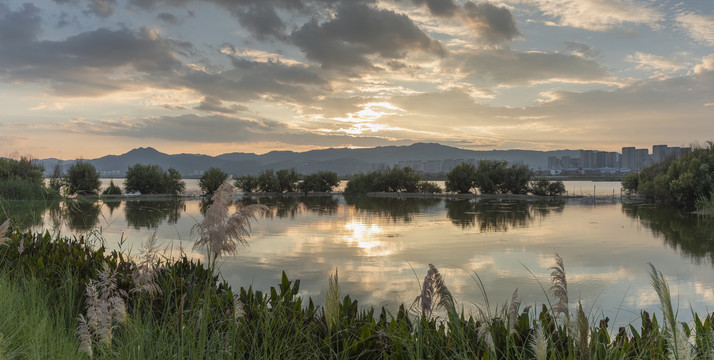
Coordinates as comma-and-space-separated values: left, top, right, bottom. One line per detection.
1, 226, 714, 359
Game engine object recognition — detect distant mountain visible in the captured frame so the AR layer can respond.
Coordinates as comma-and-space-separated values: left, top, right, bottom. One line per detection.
39, 143, 579, 177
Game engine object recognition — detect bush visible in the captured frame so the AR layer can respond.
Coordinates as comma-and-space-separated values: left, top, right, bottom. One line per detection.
276, 168, 302, 192
530, 177, 551, 196
124, 164, 185, 195
199, 168, 227, 195
0, 157, 44, 185
234, 175, 259, 193
344, 167, 423, 194
65, 161, 100, 195
257, 169, 280, 193
416, 181, 442, 194
299, 171, 340, 193
445, 162, 477, 194
102, 180, 122, 195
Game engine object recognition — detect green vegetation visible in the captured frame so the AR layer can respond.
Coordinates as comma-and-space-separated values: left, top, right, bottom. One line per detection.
529, 177, 566, 196
622, 142, 714, 210
257, 169, 280, 193
344, 167, 424, 194
102, 180, 122, 195
124, 164, 185, 195
1, 214, 713, 359
445, 160, 535, 195
199, 167, 228, 195
234, 175, 259, 193
66, 161, 101, 195
236, 170, 339, 193
445, 162, 478, 194
0, 157, 54, 200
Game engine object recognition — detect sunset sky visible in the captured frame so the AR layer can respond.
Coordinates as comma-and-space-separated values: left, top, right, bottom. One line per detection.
1, 0, 713, 159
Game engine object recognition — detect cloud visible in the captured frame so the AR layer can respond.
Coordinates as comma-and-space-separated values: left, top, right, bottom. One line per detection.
410, 0, 458, 17
0, 3, 42, 45
157, 12, 178, 24
179, 55, 329, 104
85, 0, 117, 18
565, 41, 599, 59
445, 48, 609, 85
0, 6, 183, 96
516, 0, 663, 31
290, 2, 445, 70
626, 52, 689, 75
194, 96, 248, 114
460, 1, 520, 42
676, 12, 714, 46
54, 113, 405, 148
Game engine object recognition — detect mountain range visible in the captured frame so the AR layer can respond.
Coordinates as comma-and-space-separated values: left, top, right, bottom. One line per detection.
39, 143, 579, 177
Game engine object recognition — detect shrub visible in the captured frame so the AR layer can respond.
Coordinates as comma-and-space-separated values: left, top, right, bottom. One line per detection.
103, 180, 122, 195
416, 181, 442, 194
445, 162, 477, 194
124, 164, 185, 195
234, 175, 259, 193
276, 168, 302, 192
65, 161, 100, 195
300, 171, 340, 193
257, 169, 280, 193
199, 167, 228, 195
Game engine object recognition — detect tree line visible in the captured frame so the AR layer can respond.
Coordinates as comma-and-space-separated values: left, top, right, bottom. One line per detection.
345, 160, 564, 196
622, 142, 714, 211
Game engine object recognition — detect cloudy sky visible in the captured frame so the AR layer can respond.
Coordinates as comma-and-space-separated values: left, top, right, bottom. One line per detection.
1, 0, 712, 159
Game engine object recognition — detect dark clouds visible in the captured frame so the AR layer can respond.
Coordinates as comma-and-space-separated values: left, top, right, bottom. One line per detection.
291, 2, 445, 70
460, 2, 520, 42
411, 0, 458, 17
194, 96, 248, 114
447, 48, 608, 85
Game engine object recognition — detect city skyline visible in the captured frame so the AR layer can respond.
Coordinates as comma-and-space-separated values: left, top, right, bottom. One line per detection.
1, 0, 712, 159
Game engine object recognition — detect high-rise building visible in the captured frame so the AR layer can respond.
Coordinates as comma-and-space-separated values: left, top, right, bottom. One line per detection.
580, 150, 594, 168
635, 148, 649, 170
652, 145, 668, 163
622, 147, 635, 169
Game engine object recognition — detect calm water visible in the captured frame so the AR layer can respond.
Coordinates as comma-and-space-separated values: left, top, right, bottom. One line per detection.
5, 181, 714, 326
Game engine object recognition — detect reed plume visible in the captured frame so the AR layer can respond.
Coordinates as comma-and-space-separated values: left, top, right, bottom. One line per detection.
549, 253, 569, 319
413, 264, 454, 317
193, 180, 268, 266
130, 232, 162, 297
649, 263, 693, 360
76, 263, 127, 356
325, 268, 340, 332
0, 219, 10, 245
508, 288, 520, 336
575, 302, 589, 360
531, 323, 548, 360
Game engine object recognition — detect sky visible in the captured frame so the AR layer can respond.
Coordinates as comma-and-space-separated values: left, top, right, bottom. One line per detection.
1, 0, 713, 159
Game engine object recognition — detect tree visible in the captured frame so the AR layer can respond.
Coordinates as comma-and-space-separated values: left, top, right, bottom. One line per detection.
164, 168, 185, 195
500, 164, 531, 194
474, 160, 508, 194
125, 164, 164, 194
49, 163, 64, 192
445, 162, 478, 194
257, 169, 280, 193
199, 168, 228, 195
235, 175, 259, 193
300, 171, 340, 193
621, 172, 639, 194
276, 168, 301, 192
65, 161, 100, 195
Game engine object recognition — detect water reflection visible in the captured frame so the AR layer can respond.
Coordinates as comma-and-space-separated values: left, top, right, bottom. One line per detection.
622, 203, 714, 263
237, 195, 340, 219
64, 199, 102, 231
124, 199, 185, 229
0, 200, 58, 229
344, 196, 441, 223
445, 199, 565, 231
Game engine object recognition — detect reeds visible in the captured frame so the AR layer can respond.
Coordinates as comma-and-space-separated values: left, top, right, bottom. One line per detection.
192, 180, 268, 267
549, 253, 569, 319
413, 263, 455, 317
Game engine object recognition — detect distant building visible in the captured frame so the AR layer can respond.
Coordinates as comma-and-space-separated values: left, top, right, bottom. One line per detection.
622, 147, 636, 170
652, 145, 668, 163
635, 148, 649, 170
579, 150, 594, 168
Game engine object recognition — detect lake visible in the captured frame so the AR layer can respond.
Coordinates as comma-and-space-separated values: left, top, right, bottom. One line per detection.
4, 181, 714, 326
